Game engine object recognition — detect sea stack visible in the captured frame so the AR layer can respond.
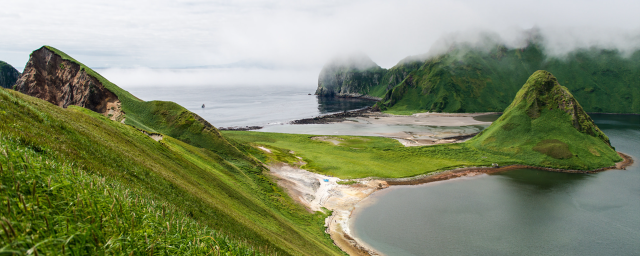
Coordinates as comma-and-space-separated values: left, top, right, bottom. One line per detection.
468, 70, 622, 169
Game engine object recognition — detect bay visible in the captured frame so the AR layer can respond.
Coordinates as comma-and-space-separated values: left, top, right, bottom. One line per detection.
124, 85, 375, 128
351, 114, 640, 256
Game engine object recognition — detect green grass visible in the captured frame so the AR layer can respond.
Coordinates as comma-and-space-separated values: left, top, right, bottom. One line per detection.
222, 131, 522, 179
0, 87, 343, 255
0, 136, 264, 255
336, 180, 359, 185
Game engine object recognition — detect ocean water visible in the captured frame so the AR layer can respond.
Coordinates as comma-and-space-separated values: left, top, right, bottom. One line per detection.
351, 114, 640, 256
124, 85, 375, 128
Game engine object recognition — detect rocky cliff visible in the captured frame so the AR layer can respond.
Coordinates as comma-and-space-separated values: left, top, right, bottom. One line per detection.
14, 47, 123, 121
0, 61, 20, 89
315, 54, 387, 99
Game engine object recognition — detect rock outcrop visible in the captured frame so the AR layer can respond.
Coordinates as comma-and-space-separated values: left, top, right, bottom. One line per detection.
0, 61, 20, 89
315, 54, 386, 99
14, 46, 123, 121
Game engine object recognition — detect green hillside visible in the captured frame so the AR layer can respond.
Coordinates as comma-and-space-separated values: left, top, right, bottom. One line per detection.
375, 45, 640, 114
467, 70, 621, 169
0, 47, 344, 255
314, 42, 640, 115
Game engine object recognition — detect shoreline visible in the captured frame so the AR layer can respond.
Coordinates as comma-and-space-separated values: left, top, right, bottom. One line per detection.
332, 152, 633, 256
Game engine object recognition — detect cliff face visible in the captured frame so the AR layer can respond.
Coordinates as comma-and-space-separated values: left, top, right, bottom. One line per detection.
315, 54, 387, 99
0, 61, 20, 89
14, 47, 123, 121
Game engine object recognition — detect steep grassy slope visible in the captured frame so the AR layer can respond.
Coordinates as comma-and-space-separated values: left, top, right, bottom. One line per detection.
374, 45, 640, 114
0, 135, 264, 255
467, 70, 621, 169
2, 48, 344, 255
0, 61, 20, 89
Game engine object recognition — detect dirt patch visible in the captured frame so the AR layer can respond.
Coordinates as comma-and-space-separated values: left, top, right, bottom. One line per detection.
257, 146, 272, 153
267, 163, 387, 255
311, 136, 344, 145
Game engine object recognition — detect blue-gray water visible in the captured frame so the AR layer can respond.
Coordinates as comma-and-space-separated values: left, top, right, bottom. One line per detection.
124, 86, 374, 127
352, 114, 640, 256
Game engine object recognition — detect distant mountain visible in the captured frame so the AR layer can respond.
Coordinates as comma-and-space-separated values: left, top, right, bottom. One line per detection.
468, 70, 621, 169
318, 39, 640, 114
0, 60, 20, 89
315, 54, 387, 99
374, 44, 640, 114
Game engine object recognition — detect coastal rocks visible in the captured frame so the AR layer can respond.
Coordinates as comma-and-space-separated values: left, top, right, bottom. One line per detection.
290, 106, 374, 124
13, 46, 123, 121
0, 61, 20, 89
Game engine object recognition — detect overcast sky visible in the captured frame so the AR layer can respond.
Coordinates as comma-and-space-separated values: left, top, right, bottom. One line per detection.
2, 0, 639, 87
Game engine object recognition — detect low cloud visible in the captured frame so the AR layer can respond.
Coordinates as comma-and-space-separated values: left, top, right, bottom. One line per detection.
97, 67, 318, 88
2, 0, 639, 84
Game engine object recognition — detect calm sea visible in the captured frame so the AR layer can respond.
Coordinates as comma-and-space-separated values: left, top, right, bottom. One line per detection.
351, 114, 640, 256
124, 85, 374, 128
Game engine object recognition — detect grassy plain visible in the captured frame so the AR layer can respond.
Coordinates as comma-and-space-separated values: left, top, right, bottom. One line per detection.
222, 131, 521, 179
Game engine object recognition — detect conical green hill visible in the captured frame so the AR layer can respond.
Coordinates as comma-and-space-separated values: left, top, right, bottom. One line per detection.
468, 70, 622, 170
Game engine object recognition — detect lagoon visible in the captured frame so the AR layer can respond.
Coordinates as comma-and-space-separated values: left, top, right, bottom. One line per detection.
351, 114, 640, 255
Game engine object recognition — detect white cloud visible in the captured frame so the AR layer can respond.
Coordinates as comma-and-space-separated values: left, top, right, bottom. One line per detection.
97, 67, 318, 88
1, 0, 639, 85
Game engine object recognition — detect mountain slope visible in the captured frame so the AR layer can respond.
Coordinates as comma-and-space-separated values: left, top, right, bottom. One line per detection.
467, 70, 621, 169
315, 41, 640, 114
4, 46, 343, 255
376, 45, 640, 114
0, 61, 20, 89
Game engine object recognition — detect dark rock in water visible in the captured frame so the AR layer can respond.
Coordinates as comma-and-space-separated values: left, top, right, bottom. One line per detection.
218, 126, 263, 131
13, 46, 122, 121
290, 106, 373, 124
0, 61, 20, 89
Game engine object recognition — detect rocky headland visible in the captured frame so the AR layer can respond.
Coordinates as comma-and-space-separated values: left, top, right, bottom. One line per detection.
13, 46, 123, 121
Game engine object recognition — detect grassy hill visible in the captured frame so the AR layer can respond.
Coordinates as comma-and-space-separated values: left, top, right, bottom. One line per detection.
0, 47, 344, 255
466, 70, 621, 169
